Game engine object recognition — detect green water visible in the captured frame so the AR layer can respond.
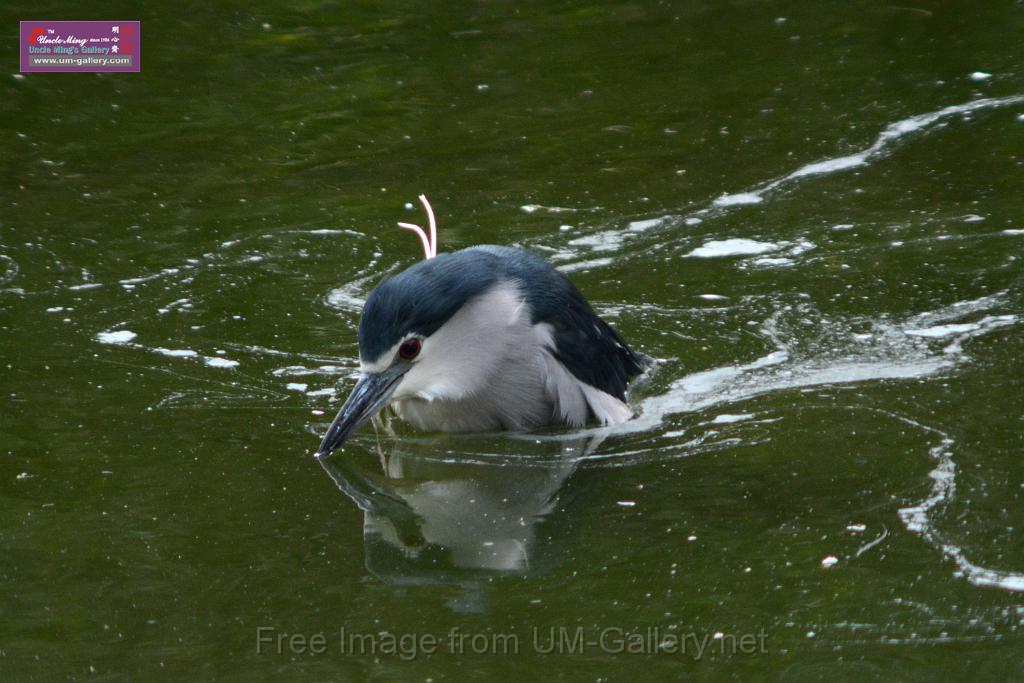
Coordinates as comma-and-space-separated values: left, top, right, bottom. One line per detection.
3, 1, 1024, 679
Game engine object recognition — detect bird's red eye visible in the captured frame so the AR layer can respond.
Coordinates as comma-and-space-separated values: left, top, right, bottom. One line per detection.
398, 338, 421, 361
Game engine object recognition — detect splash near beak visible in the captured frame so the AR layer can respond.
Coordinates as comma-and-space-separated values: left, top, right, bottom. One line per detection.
315, 367, 405, 457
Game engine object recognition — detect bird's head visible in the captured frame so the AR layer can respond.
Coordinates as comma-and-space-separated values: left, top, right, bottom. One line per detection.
315, 250, 521, 456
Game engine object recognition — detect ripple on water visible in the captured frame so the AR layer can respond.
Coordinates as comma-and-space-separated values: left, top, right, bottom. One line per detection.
0, 254, 21, 293
542, 94, 1024, 272
499, 288, 1023, 591
80, 95, 1024, 597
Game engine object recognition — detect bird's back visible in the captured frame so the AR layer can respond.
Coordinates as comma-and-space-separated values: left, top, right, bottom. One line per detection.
464, 245, 647, 402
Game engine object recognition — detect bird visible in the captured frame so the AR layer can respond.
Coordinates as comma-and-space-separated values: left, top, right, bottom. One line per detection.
315, 195, 648, 457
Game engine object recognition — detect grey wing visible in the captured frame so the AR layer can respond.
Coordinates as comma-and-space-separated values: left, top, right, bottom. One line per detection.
541, 287, 647, 401
473, 246, 648, 399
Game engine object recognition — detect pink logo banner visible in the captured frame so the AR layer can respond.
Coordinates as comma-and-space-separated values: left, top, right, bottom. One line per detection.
20, 20, 140, 73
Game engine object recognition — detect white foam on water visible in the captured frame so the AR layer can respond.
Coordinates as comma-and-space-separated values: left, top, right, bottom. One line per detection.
157, 298, 191, 315
229, 344, 290, 357
789, 239, 816, 255
521, 291, 1024, 591
627, 218, 667, 232
687, 237, 814, 267
898, 433, 1024, 593
96, 330, 137, 344
790, 154, 868, 179
898, 294, 1019, 356
906, 323, 980, 338
1003, 229, 1024, 235
711, 413, 754, 424
539, 293, 997, 442
119, 267, 180, 286
154, 348, 198, 358
95, 331, 240, 374
540, 247, 576, 262
97, 331, 236, 370
306, 229, 363, 237
686, 239, 782, 258
557, 257, 614, 273
625, 354, 948, 440
712, 192, 763, 207
700, 95, 1024, 215
326, 281, 368, 312
274, 365, 313, 377
520, 204, 580, 214
567, 231, 626, 252
271, 365, 347, 377
325, 264, 399, 314
286, 382, 309, 392
204, 357, 239, 369
1, 255, 20, 287
531, 213, 679, 270
749, 256, 794, 268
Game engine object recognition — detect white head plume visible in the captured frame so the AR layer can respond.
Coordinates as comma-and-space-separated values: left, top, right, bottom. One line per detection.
397, 194, 438, 259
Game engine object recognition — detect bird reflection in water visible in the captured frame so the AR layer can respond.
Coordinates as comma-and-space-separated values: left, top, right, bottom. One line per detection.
316, 430, 604, 610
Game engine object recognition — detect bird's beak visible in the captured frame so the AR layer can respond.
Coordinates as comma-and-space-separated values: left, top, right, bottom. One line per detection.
315, 367, 405, 457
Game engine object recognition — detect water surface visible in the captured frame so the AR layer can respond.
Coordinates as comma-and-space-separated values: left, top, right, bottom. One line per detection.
3, 1, 1024, 679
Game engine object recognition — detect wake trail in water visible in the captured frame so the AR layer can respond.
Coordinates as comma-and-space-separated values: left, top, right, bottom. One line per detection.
548, 93, 1024, 271
79, 95, 1024, 593
712, 94, 1024, 207
514, 289, 1024, 592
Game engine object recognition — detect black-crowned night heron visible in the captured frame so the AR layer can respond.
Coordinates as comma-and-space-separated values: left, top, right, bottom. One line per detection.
315, 196, 647, 456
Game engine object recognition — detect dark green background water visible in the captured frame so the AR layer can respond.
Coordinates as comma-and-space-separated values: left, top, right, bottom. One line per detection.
3, 1, 1024, 680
